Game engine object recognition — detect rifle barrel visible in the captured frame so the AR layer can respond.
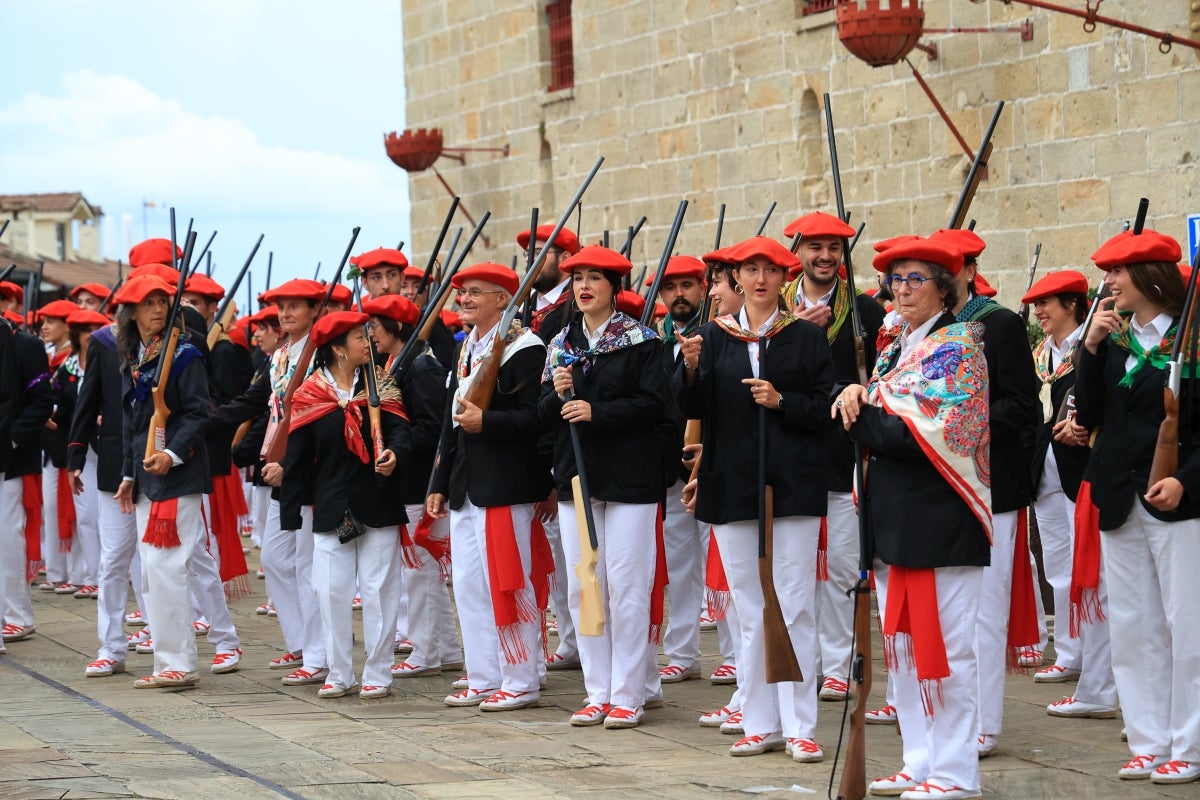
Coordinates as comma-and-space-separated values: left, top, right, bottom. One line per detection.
948, 101, 1004, 229
641, 200, 689, 326
755, 202, 776, 237
417, 197, 460, 298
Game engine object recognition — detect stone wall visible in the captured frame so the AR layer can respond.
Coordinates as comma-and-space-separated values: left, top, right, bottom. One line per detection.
401, 0, 1200, 303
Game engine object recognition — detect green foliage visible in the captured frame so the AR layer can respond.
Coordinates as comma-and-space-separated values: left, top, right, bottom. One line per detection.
1027, 317, 1045, 350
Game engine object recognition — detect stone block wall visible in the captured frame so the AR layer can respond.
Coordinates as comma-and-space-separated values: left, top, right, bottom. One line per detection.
401, 0, 1200, 303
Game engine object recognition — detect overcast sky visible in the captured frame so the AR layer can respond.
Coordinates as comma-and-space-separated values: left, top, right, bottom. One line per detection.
0, 0, 413, 297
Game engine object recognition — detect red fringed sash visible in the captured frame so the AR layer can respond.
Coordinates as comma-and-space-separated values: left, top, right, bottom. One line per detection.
143, 498, 182, 548
1007, 507, 1041, 671
649, 504, 668, 644
1068, 480, 1105, 638
56, 468, 76, 553
882, 566, 948, 716
289, 374, 408, 464
704, 529, 731, 621
402, 512, 452, 579
22, 474, 42, 581
530, 517, 555, 660
210, 468, 251, 599
816, 517, 829, 581
484, 506, 540, 665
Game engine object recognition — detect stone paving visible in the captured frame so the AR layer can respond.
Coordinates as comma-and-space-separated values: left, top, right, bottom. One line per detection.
1, 552, 1194, 800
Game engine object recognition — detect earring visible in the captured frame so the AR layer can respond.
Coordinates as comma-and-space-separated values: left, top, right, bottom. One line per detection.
734, 285, 744, 295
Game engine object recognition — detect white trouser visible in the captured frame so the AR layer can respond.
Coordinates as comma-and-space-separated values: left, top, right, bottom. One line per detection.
251, 484, 271, 548
875, 562, 983, 793
188, 509, 239, 653
661, 480, 706, 670
542, 513, 578, 659
75, 455, 101, 586
974, 509, 1019, 736
136, 493, 204, 674
816, 491, 858, 681
450, 500, 540, 694
263, 500, 325, 668
1034, 479, 1080, 669
1070, 535, 1116, 707
1104, 504, 1200, 762
42, 468, 75, 585
312, 526, 402, 689
96, 490, 141, 662
0, 477, 34, 628
559, 499, 659, 708
402, 503, 461, 667
712, 516, 820, 739
392, 564, 409, 642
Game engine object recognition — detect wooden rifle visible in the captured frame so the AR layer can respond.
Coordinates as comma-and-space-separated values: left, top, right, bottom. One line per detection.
145, 231, 198, 460
352, 281, 386, 466
207, 234, 264, 349
947, 101, 1004, 230
414, 197, 461, 308
640, 201, 689, 325
1018, 243, 1043, 325
826, 91, 871, 800
461, 156, 605, 412
564, 383, 605, 636
263, 227, 361, 464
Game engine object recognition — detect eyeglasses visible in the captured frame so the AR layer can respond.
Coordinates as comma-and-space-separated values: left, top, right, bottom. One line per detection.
457, 288, 505, 299
885, 273, 934, 291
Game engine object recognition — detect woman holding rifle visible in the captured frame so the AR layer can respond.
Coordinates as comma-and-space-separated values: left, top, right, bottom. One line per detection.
1075, 229, 1200, 784
538, 244, 673, 730
834, 237, 990, 800
113, 275, 212, 689
677, 236, 833, 760
280, 311, 411, 699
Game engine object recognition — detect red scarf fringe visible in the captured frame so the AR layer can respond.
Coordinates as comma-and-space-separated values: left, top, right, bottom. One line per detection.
882, 565, 948, 716
530, 517, 555, 661
704, 529, 731, 621
143, 497, 181, 548
210, 468, 251, 598
56, 468, 76, 553
649, 503, 668, 644
22, 474, 42, 582
1068, 481, 1105, 638
399, 523, 423, 569
484, 506, 539, 665
1006, 507, 1041, 672
816, 516, 829, 581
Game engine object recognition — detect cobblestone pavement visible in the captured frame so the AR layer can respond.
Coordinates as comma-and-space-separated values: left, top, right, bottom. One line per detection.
0, 551, 1192, 800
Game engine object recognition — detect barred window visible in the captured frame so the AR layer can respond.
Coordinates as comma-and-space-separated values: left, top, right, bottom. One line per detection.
546, 0, 574, 92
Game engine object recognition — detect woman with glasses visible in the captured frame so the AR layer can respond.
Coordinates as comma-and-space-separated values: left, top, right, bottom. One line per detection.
833, 237, 990, 800
537, 244, 674, 730
677, 235, 834, 761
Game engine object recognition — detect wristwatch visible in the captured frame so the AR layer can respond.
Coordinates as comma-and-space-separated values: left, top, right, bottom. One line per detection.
775, 395, 784, 411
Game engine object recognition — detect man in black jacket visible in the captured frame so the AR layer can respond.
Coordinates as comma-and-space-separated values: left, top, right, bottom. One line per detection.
427, 262, 551, 712
0, 309, 22, 652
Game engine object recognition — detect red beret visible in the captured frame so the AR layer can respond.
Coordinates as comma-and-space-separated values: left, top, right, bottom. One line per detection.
872, 237, 965, 276
440, 309, 462, 330
403, 266, 424, 281
1181, 264, 1194, 283
1091, 229, 1182, 270
783, 211, 855, 240
328, 283, 353, 307
311, 311, 369, 348
873, 235, 921, 253
0, 282, 23, 303
930, 228, 987, 260
1021, 270, 1090, 304
702, 246, 736, 265
560, 245, 634, 276
362, 294, 420, 327
452, 262, 520, 295
183, 274, 225, 300
249, 305, 279, 324
128, 238, 183, 268
38, 299, 81, 320
354, 247, 409, 271
647, 256, 707, 288
654, 301, 667, 319
70, 282, 110, 300
66, 309, 111, 327
25, 311, 40, 326
615, 290, 646, 318
114, 275, 177, 306
517, 224, 580, 256
973, 272, 998, 298
127, 263, 182, 284
227, 326, 249, 349
723, 236, 801, 270
261, 278, 326, 304
2, 310, 22, 325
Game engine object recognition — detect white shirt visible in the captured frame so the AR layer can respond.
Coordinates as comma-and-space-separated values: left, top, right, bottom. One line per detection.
1046, 324, 1084, 371
794, 282, 835, 313
740, 308, 780, 379
898, 314, 942, 362
322, 367, 357, 402
467, 320, 500, 362
1125, 312, 1173, 374
536, 279, 569, 311
585, 312, 616, 350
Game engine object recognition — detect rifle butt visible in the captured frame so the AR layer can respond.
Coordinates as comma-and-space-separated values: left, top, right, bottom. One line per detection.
572, 475, 606, 636
144, 410, 168, 461
231, 419, 252, 448
1149, 395, 1180, 488
368, 405, 385, 465
760, 486, 803, 683
836, 579, 873, 800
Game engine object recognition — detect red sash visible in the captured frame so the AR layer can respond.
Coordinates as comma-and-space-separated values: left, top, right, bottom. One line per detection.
56, 468, 76, 552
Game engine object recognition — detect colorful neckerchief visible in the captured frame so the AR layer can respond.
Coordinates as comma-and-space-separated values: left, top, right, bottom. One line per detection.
1109, 313, 1197, 387
288, 368, 408, 463
1033, 335, 1078, 423
457, 318, 526, 382
543, 311, 659, 380
712, 310, 795, 343
783, 275, 851, 346
659, 312, 700, 350
127, 336, 202, 404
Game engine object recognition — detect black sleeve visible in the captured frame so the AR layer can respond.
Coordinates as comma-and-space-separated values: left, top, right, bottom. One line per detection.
163, 356, 212, 464
279, 420, 313, 532
0, 327, 17, 460
11, 337, 52, 447
210, 340, 255, 405
479, 346, 548, 442
1073, 342, 1107, 433
858, 294, 887, 372
848, 405, 926, 459
428, 366, 459, 498
403, 359, 447, 458
66, 338, 102, 472
589, 340, 668, 433
210, 360, 272, 429
984, 311, 1040, 441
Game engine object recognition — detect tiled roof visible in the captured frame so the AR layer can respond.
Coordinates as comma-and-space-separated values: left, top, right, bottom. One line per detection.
0, 192, 102, 217
0, 242, 121, 294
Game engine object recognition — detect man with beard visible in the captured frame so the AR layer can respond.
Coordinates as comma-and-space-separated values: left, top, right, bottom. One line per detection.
653, 256, 714, 686
355, 246, 455, 367
781, 211, 885, 703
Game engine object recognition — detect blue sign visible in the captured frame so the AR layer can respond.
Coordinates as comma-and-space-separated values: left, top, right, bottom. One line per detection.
1189, 214, 1200, 264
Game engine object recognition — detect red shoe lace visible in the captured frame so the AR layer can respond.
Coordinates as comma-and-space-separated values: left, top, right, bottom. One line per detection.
574, 703, 609, 717
1156, 760, 1190, 774
607, 707, 638, 720
789, 738, 821, 754
1124, 754, 1159, 770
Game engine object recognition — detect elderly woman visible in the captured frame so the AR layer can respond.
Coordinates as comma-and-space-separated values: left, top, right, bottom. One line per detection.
833, 237, 990, 800
1074, 229, 1200, 784
677, 235, 834, 761
538, 244, 673, 730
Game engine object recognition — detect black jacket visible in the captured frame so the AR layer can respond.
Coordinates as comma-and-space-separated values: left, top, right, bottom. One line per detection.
2, 331, 52, 479
121, 340, 212, 501
1030, 366, 1088, 502
67, 327, 125, 492
538, 325, 674, 504
0, 324, 17, 475
1075, 332, 1200, 529
848, 312, 991, 568
43, 355, 79, 469
280, 374, 411, 533
429, 339, 551, 509
395, 351, 447, 504
676, 317, 834, 524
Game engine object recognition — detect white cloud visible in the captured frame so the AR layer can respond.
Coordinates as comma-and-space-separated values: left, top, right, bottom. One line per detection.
0, 70, 408, 221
